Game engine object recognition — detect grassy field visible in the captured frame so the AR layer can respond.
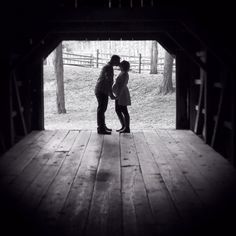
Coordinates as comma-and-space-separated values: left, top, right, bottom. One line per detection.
43, 65, 176, 130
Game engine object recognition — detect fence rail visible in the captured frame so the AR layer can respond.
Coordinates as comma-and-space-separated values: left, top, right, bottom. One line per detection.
62, 50, 175, 74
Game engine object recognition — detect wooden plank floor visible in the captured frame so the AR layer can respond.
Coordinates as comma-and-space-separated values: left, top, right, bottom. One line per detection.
1, 129, 236, 236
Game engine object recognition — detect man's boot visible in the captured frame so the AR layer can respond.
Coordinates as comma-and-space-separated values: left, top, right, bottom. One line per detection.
97, 127, 111, 135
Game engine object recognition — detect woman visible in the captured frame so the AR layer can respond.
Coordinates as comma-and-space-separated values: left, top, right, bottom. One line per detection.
112, 60, 131, 133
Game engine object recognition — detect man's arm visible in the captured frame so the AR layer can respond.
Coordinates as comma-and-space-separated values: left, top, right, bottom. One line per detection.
105, 67, 116, 99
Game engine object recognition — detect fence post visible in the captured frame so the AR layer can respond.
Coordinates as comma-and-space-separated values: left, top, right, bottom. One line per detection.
139, 53, 142, 73
96, 49, 99, 68
90, 54, 93, 67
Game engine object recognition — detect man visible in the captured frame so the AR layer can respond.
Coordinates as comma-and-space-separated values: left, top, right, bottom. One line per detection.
95, 55, 120, 134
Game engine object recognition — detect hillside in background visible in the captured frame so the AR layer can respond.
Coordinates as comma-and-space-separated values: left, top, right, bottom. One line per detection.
43, 65, 176, 130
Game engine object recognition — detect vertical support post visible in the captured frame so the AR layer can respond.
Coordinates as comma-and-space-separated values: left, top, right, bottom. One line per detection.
231, 70, 236, 166
204, 51, 214, 144
55, 43, 66, 114
188, 62, 199, 131
31, 59, 44, 130
12, 72, 27, 136
139, 53, 142, 74
96, 49, 99, 68
21, 63, 32, 133
141, 0, 144, 7
175, 50, 190, 129
194, 67, 205, 134
90, 54, 93, 67
0, 60, 13, 148
9, 75, 15, 145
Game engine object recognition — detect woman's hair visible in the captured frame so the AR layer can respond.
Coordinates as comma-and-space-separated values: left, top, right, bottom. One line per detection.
120, 60, 130, 72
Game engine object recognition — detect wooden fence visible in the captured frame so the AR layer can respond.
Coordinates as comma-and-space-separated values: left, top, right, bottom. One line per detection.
63, 50, 175, 73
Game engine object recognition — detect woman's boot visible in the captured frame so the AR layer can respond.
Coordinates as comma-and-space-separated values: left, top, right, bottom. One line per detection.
116, 114, 125, 132
120, 114, 130, 133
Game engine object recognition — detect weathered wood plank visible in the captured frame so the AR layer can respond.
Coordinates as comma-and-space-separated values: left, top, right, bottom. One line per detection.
6, 131, 64, 175
44, 130, 70, 150
144, 129, 204, 228
122, 165, 139, 236
120, 133, 139, 167
161, 129, 220, 206
36, 131, 91, 228
6, 130, 69, 195
166, 129, 236, 233
134, 131, 181, 235
168, 129, 236, 186
21, 152, 67, 209
122, 164, 155, 236
56, 130, 79, 152
120, 133, 139, 236
0, 130, 49, 168
0, 130, 59, 184
57, 132, 104, 236
85, 133, 121, 236
180, 130, 234, 167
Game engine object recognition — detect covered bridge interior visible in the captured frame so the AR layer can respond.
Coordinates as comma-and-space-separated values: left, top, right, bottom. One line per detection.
1, 1, 236, 236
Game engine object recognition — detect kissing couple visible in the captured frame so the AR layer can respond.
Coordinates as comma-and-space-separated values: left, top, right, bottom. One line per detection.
95, 55, 131, 135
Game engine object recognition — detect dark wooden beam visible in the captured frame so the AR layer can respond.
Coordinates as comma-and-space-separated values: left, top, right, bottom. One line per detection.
166, 32, 206, 71
48, 7, 188, 23
153, 34, 179, 55
180, 19, 235, 71
0, 65, 14, 148
193, 67, 205, 135
51, 20, 184, 34
189, 63, 200, 131
10, 32, 51, 71
54, 31, 179, 43
31, 60, 44, 130
231, 70, 236, 165
204, 52, 215, 144
175, 50, 190, 129
210, 67, 227, 148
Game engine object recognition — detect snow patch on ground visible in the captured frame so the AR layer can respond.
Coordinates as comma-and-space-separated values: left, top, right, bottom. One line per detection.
43, 65, 176, 130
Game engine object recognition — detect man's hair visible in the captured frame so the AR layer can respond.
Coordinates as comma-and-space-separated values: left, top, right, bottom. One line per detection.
110, 55, 120, 62
120, 60, 130, 72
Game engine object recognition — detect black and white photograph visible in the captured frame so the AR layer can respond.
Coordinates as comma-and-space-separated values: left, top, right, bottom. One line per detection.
1, 1, 236, 236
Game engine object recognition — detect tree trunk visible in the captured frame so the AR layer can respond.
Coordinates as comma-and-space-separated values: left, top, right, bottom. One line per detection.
54, 42, 66, 114
159, 51, 174, 94
150, 40, 158, 74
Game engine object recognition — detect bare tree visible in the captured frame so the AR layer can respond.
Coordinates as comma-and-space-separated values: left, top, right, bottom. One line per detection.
54, 42, 66, 113
150, 40, 158, 74
159, 50, 174, 94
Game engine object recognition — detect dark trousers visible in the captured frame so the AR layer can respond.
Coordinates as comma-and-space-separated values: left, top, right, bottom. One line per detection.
95, 91, 109, 129
115, 100, 130, 128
